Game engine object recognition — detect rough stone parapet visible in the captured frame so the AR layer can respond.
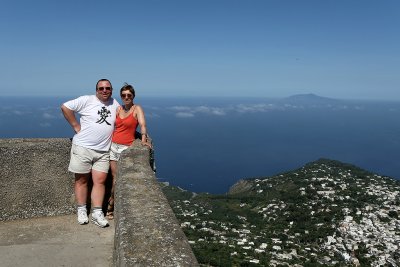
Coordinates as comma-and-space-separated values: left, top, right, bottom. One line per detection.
0, 138, 75, 221
114, 139, 199, 266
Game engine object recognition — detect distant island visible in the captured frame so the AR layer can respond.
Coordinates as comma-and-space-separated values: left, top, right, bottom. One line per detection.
162, 159, 400, 266
282, 93, 342, 105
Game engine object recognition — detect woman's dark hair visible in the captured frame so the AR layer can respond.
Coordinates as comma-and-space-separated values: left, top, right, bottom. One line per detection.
120, 83, 135, 98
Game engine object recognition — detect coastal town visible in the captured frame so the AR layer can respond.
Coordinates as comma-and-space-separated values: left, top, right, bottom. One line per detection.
163, 159, 400, 266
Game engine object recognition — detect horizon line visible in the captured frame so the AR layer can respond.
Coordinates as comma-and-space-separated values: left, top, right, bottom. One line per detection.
1, 94, 399, 102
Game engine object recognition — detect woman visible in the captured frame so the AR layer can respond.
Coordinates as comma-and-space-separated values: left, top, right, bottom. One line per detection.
107, 83, 151, 219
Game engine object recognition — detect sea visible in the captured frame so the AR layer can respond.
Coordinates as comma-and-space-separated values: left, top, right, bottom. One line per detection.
1, 95, 399, 194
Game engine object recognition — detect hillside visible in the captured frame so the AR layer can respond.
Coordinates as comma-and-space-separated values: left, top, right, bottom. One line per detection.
161, 158, 400, 266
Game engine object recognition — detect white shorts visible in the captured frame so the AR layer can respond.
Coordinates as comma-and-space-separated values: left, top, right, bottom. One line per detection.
68, 144, 110, 174
110, 142, 130, 161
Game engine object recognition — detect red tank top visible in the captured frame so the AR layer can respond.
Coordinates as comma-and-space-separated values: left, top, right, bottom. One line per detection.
112, 108, 138, 146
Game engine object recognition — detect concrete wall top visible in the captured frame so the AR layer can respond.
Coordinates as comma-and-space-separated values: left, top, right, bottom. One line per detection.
114, 140, 199, 266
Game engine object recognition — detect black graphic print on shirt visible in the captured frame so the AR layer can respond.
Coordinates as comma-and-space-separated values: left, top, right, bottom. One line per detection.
96, 106, 111, 125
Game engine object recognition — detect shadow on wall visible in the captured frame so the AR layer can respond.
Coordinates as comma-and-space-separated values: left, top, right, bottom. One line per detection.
0, 138, 76, 221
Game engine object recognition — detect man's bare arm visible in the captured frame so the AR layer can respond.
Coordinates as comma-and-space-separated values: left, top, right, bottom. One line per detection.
61, 104, 81, 133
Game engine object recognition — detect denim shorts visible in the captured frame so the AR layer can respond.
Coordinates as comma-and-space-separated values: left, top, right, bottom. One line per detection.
68, 144, 110, 174
110, 142, 130, 161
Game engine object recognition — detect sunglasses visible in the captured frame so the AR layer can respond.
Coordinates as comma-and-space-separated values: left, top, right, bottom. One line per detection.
121, 94, 133, 98
97, 87, 112, 91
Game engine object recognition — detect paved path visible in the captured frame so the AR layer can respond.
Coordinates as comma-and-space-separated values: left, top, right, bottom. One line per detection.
0, 214, 114, 267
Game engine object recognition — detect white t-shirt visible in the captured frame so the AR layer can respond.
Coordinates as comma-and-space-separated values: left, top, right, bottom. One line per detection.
63, 95, 120, 151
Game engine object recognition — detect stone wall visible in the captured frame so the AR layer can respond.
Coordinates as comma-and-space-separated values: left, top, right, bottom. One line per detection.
0, 138, 75, 221
113, 140, 199, 266
0, 138, 199, 266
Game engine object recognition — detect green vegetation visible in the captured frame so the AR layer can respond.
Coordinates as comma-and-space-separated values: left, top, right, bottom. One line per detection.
162, 158, 400, 266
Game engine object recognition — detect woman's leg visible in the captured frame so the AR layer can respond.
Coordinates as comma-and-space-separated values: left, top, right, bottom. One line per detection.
107, 160, 118, 218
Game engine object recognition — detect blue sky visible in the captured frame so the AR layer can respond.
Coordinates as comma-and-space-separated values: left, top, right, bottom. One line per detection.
1, 1, 399, 100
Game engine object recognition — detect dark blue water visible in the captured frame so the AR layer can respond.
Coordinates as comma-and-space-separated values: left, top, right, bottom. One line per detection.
1, 96, 399, 193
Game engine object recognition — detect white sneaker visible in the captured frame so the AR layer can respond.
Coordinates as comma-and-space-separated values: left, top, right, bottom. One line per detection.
77, 209, 89, 225
91, 211, 109, 228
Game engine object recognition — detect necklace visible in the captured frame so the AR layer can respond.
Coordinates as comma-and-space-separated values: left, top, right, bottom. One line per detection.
123, 104, 134, 113
123, 105, 131, 112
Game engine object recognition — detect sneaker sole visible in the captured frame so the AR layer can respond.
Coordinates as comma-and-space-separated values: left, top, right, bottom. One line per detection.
78, 220, 89, 225
91, 217, 109, 228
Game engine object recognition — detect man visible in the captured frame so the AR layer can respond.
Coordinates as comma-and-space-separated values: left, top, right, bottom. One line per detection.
61, 79, 120, 227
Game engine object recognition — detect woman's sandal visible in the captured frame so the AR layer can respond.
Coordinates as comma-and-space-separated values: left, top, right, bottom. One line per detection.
106, 198, 114, 220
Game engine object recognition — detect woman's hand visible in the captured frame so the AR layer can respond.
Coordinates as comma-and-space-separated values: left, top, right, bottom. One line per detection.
141, 140, 152, 148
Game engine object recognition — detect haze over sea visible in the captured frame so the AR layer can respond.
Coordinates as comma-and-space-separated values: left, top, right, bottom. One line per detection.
1, 95, 399, 194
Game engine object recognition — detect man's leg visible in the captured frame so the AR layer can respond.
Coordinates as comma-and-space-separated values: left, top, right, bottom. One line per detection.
91, 169, 108, 207
90, 169, 109, 227
75, 173, 89, 205
75, 173, 90, 224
